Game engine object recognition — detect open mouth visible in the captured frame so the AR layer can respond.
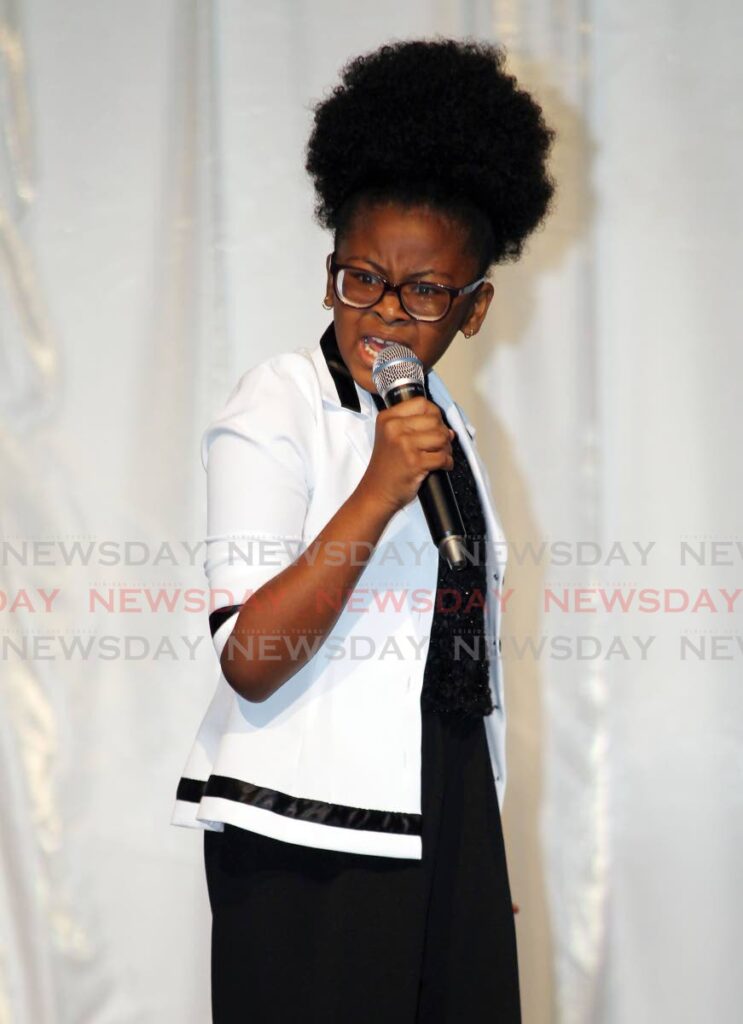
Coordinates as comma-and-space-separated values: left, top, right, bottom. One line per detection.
361, 336, 401, 357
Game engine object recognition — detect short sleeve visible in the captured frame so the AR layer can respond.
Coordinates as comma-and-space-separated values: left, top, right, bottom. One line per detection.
201, 356, 315, 660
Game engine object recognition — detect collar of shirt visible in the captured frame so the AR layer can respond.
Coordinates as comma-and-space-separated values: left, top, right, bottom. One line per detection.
311, 320, 477, 439
309, 320, 506, 587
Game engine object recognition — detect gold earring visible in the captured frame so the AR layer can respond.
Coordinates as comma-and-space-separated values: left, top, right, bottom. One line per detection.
322, 298, 332, 310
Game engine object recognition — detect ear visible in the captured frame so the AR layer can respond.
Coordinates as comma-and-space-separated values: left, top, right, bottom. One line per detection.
461, 281, 494, 336
324, 253, 334, 304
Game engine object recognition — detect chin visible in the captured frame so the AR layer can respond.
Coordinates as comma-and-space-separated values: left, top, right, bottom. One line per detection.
353, 367, 376, 394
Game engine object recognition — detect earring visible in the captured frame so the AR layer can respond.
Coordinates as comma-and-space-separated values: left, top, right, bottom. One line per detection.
322, 298, 332, 310
464, 329, 474, 338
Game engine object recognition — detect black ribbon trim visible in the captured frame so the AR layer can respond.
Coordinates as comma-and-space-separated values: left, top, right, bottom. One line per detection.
208, 604, 242, 638
318, 319, 433, 414
319, 322, 361, 411
175, 774, 422, 836
176, 777, 206, 804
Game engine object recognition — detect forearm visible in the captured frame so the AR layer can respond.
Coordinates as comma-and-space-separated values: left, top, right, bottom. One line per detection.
220, 479, 395, 701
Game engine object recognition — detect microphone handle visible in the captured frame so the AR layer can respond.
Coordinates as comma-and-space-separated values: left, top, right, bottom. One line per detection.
383, 382, 469, 570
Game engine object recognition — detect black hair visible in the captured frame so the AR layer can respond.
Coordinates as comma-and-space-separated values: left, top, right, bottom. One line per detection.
305, 38, 556, 276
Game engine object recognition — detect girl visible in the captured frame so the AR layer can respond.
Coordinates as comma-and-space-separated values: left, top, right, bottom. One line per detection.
173, 37, 555, 1023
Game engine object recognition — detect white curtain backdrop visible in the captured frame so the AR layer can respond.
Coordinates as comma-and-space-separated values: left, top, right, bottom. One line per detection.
1, 1, 741, 1022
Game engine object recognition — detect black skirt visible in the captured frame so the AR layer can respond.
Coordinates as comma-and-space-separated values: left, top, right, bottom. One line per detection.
203, 703, 521, 1023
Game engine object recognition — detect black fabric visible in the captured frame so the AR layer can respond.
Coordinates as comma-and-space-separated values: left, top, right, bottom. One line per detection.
175, 777, 205, 804
204, 705, 521, 1023
419, 406, 495, 717
179, 774, 421, 835
320, 321, 361, 411
208, 604, 242, 639
372, 386, 494, 717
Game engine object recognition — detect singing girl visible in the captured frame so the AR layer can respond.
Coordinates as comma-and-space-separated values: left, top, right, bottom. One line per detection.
173, 36, 555, 1023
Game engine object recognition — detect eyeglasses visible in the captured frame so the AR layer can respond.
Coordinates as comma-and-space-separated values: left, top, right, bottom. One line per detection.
327, 253, 485, 323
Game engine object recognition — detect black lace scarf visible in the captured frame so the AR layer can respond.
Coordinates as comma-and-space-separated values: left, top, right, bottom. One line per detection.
371, 390, 494, 717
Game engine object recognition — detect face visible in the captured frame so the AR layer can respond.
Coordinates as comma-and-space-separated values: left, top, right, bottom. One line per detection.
324, 201, 494, 394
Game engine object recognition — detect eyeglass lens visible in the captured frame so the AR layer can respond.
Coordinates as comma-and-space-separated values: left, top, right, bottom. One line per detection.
337, 268, 450, 321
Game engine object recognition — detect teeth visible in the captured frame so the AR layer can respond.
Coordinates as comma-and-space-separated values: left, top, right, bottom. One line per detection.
363, 337, 394, 354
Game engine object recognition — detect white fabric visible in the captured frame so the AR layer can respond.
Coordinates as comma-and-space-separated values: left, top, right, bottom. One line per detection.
171, 338, 509, 858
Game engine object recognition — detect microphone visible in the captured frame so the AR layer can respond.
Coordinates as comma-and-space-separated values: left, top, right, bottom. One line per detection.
372, 343, 469, 571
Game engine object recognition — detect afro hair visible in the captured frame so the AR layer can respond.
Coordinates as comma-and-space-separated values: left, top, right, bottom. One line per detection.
305, 38, 556, 273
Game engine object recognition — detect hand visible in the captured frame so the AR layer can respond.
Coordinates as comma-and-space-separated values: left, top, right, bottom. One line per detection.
360, 396, 455, 515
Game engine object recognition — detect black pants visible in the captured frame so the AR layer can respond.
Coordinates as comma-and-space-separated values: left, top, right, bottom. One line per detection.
203, 709, 521, 1022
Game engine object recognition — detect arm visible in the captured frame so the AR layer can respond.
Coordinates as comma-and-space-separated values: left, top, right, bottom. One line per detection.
220, 475, 393, 701
204, 357, 454, 703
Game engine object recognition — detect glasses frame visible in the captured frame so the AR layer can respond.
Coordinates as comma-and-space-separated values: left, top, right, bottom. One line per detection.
327, 253, 486, 323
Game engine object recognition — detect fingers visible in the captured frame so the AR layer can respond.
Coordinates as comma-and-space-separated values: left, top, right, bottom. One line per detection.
382, 395, 433, 418
371, 396, 456, 495
380, 410, 453, 440
404, 427, 454, 453
380, 397, 446, 429
417, 447, 454, 472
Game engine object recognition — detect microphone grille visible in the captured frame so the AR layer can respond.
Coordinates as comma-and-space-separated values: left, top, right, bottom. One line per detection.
371, 344, 425, 401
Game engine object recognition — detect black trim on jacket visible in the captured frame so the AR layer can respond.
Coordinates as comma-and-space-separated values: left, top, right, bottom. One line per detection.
176, 775, 422, 836
319, 322, 362, 411
208, 604, 243, 638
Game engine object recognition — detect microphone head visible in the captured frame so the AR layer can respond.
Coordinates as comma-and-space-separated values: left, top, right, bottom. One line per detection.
371, 343, 425, 401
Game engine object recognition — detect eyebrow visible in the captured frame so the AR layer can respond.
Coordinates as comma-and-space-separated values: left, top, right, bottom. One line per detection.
343, 256, 453, 282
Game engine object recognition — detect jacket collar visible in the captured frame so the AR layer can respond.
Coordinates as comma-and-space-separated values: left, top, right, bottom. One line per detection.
308, 321, 506, 579
314, 321, 382, 416
318, 322, 365, 412
311, 320, 475, 435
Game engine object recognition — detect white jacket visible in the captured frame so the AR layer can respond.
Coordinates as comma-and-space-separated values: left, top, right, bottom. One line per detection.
171, 324, 509, 859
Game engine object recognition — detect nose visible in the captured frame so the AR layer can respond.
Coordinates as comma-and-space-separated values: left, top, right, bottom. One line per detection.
373, 289, 410, 324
